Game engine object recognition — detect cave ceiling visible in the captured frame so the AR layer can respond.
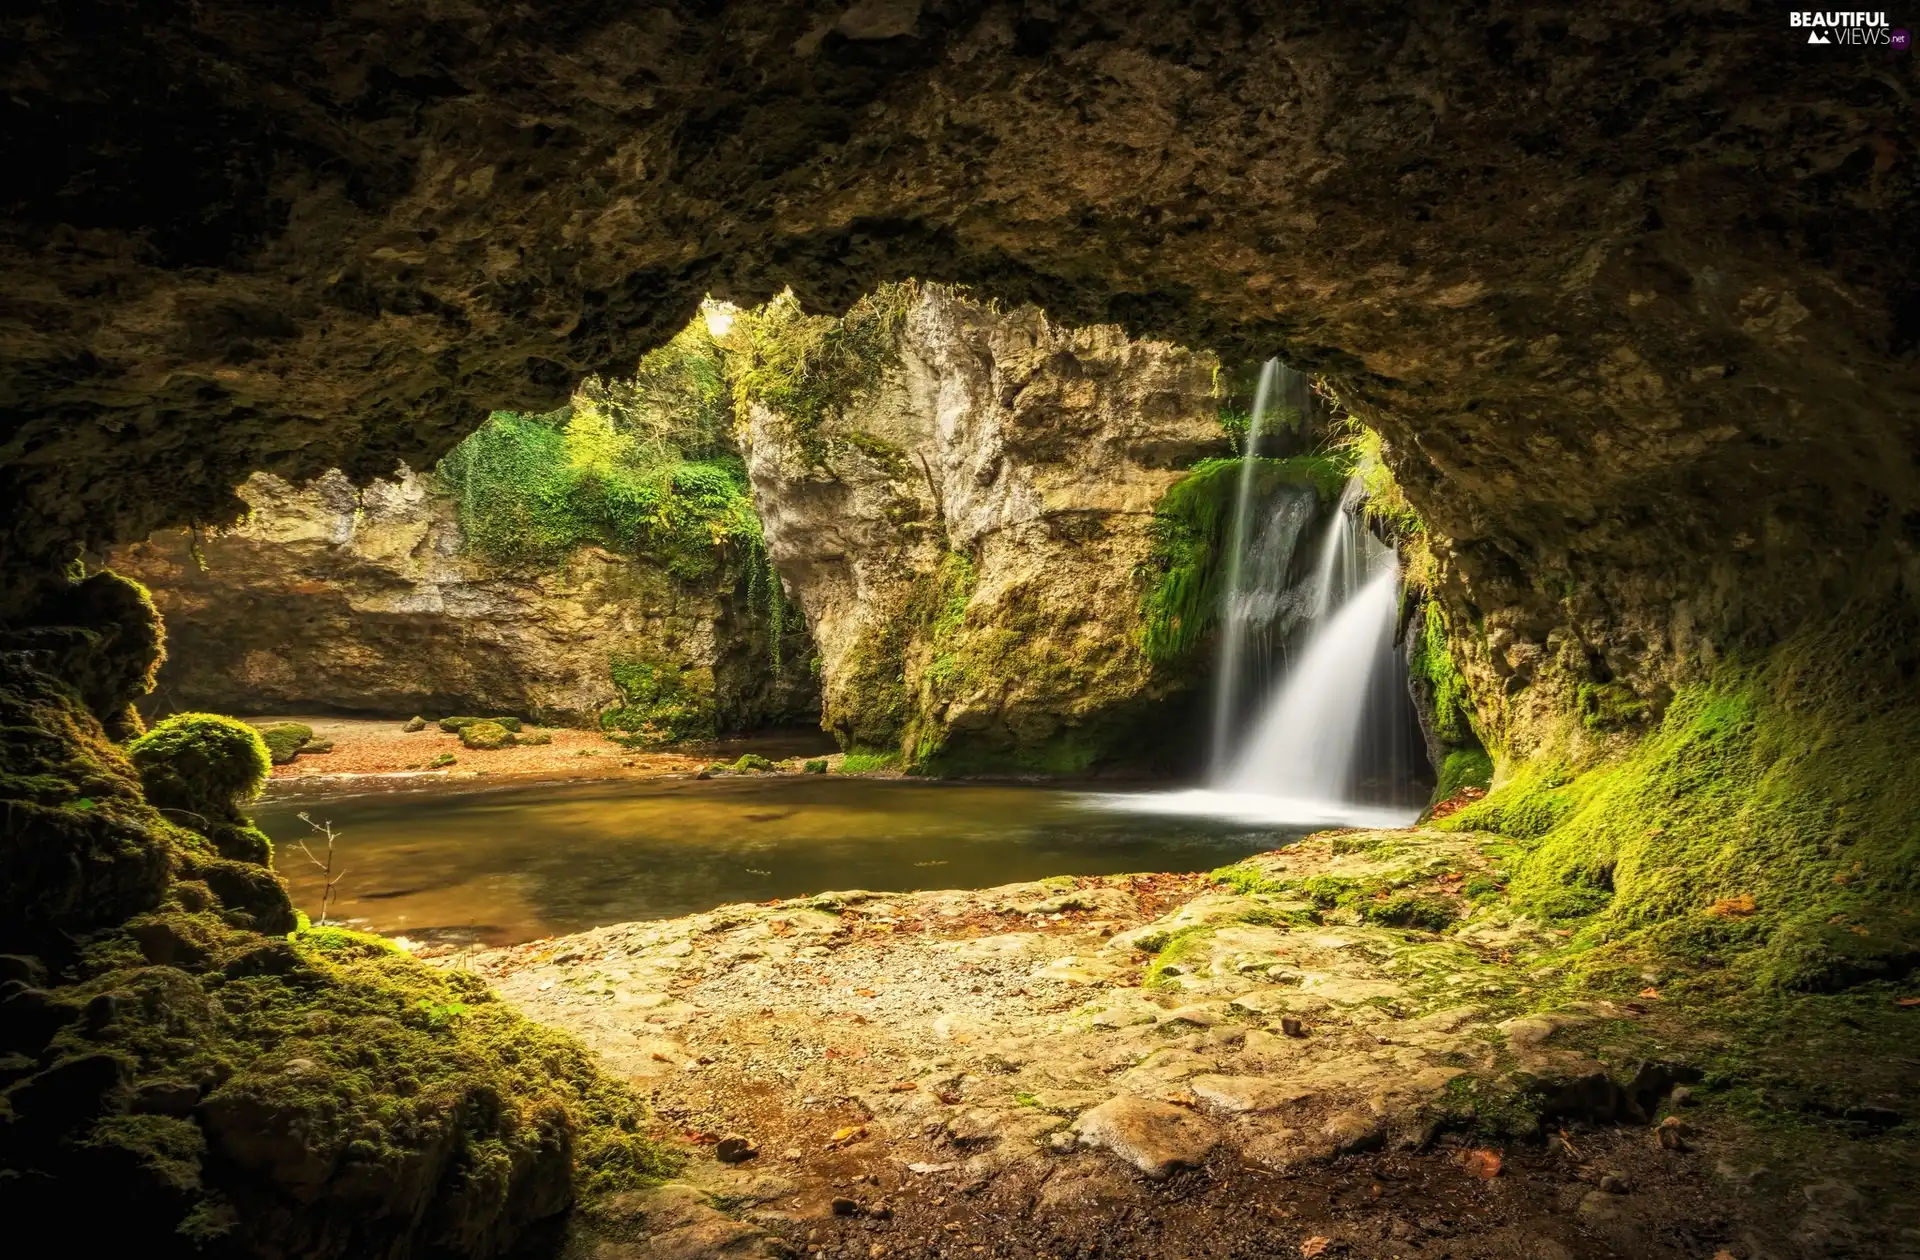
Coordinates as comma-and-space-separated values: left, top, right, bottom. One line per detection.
2, 1, 1915, 678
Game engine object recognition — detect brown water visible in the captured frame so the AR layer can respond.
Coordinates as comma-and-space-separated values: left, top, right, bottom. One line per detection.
251, 776, 1304, 946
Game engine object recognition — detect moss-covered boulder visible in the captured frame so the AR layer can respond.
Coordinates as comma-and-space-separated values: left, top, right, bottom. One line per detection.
440, 715, 521, 734
129, 714, 271, 820
402, 715, 426, 732
731, 753, 774, 773
251, 721, 313, 765
458, 720, 514, 750
2, 570, 167, 741
0, 650, 675, 1257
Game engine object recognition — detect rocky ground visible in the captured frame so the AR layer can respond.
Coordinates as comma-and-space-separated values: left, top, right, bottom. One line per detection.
256, 715, 839, 783
439, 830, 1917, 1260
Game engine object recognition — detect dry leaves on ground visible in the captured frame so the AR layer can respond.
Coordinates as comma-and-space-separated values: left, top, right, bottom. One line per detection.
1300, 1237, 1333, 1257
1461, 1148, 1503, 1179
1707, 893, 1757, 917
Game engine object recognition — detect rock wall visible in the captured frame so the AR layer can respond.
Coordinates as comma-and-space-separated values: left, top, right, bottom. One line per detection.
746, 285, 1220, 771
111, 468, 817, 731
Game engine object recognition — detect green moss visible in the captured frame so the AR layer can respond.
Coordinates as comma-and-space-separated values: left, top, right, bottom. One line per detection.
427, 752, 457, 769
1433, 747, 1494, 803
251, 721, 313, 765
1362, 893, 1458, 932
1444, 606, 1920, 991
1577, 680, 1650, 732
128, 714, 271, 828
802, 758, 828, 774
601, 654, 717, 746
0, 653, 676, 1255
1409, 602, 1478, 748
838, 751, 898, 774
458, 720, 514, 750
438, 716, 521, 734
1137, 454, 1348, 666
731, 753, 774, 773
519, 731, 552, 746
1144, 926, 1218, 987
20, 569, 167, 740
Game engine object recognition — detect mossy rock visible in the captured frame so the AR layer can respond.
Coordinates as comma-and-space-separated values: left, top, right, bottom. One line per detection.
803, 758, 828, 774
439, 715, 521, 734
300, 738, 334, 754
129, 714, 272, 822
251, 721, 313, 765
12, 569, 167, 741
402, 716, 426, 732
519, 731, 552, 746
731, 753, 775, 773
458, 721, 514, 750
428, 753, 457, 769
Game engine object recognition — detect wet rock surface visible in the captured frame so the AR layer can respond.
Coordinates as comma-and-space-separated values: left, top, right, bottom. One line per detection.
451, 830, 1917, 1258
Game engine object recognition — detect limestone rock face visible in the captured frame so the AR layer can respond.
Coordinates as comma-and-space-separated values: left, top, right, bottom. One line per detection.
111, 469, 816, 728
745, 286, 1219, 769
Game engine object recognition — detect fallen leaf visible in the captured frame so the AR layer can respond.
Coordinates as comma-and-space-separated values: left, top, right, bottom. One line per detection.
1461, 1148, 1503, 1179
1639, 986, 1661, 999
1300, 1238, 1332, 1258
937, 1091, 963, 1105
855, 988, 878, 998
827, 1124, 869, 1147
1895, 996, 1920, 1007
1849, 925, 1872, 937
1706, 893, 1756, 918
887, 1080, 919, 1092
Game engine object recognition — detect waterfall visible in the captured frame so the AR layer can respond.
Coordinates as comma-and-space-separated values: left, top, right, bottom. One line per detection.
1089, 463, 1423, 829
1218, 523, 1399, 799
1207, 358, 1279, 768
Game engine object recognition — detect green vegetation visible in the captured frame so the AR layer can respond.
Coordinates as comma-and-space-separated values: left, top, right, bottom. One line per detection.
1437, 605, 1920, 993
732, 753, 775, 773
803, 758, 829, 774
838, 751, 899, 774
728, 283, 917, 466
601, 653, 717, 746
1137, 454, 1348, 665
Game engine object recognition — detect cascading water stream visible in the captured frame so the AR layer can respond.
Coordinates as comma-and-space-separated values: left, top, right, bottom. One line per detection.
1207, 358, 1280, 768
1090, 460, 1424, 829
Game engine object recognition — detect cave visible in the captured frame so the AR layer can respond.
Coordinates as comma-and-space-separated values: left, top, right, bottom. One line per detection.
2, 4, 1916, 1258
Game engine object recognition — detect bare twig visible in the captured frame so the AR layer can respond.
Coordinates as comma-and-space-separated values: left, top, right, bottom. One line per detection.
293, 810, 346, 926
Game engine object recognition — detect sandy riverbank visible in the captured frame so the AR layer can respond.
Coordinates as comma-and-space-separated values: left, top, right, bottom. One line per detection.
252, 715, 838, 783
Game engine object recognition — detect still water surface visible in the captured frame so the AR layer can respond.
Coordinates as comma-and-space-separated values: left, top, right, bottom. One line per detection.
252, 776, 1304, 946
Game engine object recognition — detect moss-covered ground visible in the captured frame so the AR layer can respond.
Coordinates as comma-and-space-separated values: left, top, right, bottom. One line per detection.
0, 572, 677, 1257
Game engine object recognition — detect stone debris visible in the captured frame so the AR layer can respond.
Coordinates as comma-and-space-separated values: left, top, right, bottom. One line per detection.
450, 830, 1679, 1242
1073, 1096, 1220, 1180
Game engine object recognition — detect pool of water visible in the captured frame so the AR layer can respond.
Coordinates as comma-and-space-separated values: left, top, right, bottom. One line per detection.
251, 776, 1308, 946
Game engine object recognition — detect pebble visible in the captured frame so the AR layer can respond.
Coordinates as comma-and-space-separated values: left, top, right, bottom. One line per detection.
831, 1197, 860, 1216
